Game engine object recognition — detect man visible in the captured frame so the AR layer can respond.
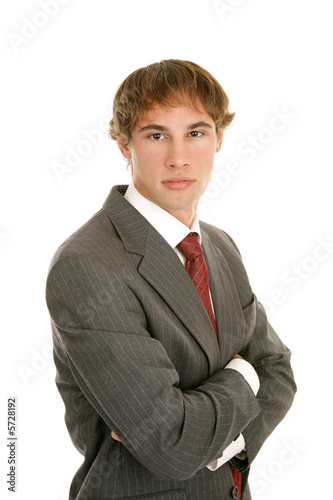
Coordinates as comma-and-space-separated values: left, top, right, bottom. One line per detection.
46, 60, 296, 499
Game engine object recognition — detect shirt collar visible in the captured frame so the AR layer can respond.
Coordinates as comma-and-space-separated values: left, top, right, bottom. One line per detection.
124, 182, 201, 249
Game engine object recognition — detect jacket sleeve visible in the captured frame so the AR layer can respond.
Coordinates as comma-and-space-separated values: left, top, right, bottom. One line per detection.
46, 254, 260, 482
235, 297, 297, 471
218, 230, 297, 472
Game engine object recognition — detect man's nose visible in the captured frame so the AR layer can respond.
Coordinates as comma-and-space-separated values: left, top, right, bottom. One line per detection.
166, 138, 190, 169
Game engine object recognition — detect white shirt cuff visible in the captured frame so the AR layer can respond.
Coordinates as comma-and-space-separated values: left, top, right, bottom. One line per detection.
224, 358, 260, 396
207, 434, 246, 471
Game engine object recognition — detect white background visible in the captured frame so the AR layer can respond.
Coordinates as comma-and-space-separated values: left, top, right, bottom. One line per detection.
1, 1, 332, 498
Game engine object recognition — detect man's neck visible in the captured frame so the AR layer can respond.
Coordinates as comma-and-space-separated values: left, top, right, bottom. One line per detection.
163, 205, 198, 229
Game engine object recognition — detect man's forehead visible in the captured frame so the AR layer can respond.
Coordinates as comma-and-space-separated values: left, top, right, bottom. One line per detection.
135, 97, 213, 129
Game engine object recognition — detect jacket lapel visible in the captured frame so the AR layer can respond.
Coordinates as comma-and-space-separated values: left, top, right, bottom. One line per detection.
138, 226, 220, 373
103, 186, 220, 375
201, 227, 245, 365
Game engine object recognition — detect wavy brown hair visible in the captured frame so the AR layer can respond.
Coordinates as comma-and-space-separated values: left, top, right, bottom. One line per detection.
109, 59, 235, 143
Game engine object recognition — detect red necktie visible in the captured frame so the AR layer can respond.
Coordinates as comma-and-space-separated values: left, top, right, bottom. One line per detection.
176, 232, 217, 338
177, 232, 242, 500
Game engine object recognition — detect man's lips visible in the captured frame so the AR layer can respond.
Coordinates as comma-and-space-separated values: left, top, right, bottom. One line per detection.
162, 177, 194, 190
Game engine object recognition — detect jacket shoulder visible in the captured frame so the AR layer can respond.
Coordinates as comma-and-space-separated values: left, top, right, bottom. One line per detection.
48, 208, 119, 271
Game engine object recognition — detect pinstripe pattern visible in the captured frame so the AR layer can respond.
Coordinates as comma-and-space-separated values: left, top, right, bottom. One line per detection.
46, 185, 296, 499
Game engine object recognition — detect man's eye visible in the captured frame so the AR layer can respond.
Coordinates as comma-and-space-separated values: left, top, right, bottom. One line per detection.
189, 131, 203, 137
150, 133, 163, 140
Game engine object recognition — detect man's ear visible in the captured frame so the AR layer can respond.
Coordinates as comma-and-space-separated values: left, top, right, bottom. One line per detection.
116, 136, 132, 160
216, 129, 223, 153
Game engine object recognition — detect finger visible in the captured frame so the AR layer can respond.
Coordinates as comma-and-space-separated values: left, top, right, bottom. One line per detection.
111, 431, 121, 441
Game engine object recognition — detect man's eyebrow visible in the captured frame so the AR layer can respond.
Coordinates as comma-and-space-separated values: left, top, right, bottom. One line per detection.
137, 121, 213, 133
138, 124, 168, 133
187, 121, 213, 130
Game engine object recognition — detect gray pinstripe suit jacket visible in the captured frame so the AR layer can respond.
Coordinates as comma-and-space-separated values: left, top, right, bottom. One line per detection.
46, 185, 296, 500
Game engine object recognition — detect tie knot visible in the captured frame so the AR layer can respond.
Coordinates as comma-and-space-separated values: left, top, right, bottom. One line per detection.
176, 232, 203, 260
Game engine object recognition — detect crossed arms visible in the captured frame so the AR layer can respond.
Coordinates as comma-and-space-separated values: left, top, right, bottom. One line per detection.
46, 250, 296, 481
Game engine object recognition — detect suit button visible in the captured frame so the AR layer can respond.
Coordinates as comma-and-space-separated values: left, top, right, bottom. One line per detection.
230, 486, 239, 498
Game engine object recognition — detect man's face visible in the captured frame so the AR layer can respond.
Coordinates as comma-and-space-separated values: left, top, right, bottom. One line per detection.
117, 98, 223, 227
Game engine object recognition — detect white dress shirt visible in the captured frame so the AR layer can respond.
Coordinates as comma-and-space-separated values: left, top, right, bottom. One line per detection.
124, 182, 260, 470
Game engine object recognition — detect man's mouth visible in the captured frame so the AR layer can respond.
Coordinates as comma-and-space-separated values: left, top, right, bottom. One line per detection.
162, 177, 194, 190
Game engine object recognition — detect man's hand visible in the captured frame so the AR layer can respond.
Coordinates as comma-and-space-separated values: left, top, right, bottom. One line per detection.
111, 431, 121, 442
233, 354, 244, 360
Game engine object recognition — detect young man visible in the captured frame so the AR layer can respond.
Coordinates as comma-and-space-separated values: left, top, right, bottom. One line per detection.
46, 60, 296, 500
